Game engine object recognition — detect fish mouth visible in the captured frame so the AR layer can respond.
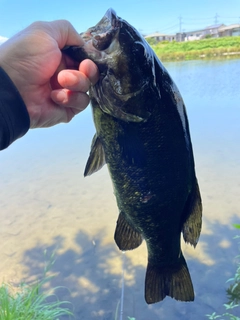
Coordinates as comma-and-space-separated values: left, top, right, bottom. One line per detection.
81, 8, 120, 53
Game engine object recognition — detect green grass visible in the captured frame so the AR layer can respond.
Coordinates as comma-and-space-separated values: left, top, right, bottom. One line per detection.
0, 251, 74, 320
146, 36, 240, 61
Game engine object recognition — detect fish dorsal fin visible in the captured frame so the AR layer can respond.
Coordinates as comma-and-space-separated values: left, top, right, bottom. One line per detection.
182, 180, 202, 247
114, 211, 143, 250
84, 134, 106, 177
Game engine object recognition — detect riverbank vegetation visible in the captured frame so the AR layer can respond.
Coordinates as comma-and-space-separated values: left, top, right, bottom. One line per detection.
147, 36, 240, 61
0, 251, 73, 320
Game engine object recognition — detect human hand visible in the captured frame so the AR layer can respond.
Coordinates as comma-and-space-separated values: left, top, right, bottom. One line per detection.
0, 20, 99, 128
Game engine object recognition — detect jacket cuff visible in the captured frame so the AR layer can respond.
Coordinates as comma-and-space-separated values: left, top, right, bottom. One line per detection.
0, 67, 30, 150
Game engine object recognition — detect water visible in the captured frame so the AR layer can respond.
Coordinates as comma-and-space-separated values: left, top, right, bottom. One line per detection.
0, 58, 240, 319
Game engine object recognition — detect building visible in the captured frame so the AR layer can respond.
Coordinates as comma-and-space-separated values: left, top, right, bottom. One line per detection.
204, 24, 225, 37
144, 32, 176, 42
218, 24, 240, 37
145, 23, 240, 43
182, 24, 225, 42
181, 27, 207, 42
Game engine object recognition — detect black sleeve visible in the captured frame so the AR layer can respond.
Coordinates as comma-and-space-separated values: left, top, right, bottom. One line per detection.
0, 67, 30, 150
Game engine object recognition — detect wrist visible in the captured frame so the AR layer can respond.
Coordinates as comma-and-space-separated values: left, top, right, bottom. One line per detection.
0, 67, 30, 149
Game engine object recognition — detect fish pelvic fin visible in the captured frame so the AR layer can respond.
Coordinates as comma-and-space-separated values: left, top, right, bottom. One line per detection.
182, 180, 202, 247
114, 212, 143, 250
84, 134, 106, 177
145, 254, 194, 304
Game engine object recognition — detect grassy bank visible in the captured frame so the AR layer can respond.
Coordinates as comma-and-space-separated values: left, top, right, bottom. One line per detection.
0, 252, 73, 320
147, 36, 240, 61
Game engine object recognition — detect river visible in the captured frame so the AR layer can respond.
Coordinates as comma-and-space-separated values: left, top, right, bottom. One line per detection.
0, 58, 240, 319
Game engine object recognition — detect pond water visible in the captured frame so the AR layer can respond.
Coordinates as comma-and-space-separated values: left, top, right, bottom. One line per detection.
0, 58, 240, 319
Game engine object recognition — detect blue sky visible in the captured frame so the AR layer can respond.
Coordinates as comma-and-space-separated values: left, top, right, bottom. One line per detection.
0, 0, 240, 40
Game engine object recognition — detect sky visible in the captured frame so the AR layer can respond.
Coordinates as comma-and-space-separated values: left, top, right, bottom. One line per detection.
0, 0, 240, 42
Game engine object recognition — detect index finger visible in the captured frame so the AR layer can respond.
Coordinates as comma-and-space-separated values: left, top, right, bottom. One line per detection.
39, 20, 84, 49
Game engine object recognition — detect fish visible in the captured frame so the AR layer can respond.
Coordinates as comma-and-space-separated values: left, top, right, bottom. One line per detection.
64, 8, 202, 304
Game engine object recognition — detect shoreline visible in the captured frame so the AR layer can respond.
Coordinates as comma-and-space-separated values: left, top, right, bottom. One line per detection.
159, 51, 240, 62
149, 36, 240, 62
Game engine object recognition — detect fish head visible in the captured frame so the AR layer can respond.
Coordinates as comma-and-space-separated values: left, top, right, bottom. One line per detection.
65, 8, 159, 122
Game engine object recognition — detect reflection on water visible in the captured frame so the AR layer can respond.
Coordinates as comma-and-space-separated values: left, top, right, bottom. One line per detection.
0, 58, 240, 319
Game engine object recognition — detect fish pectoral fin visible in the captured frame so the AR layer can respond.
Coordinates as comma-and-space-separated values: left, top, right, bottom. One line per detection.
84, 134, 106, 177
114, 211, 142, 250
182, 180, 202, 247
145, 253, 194, 304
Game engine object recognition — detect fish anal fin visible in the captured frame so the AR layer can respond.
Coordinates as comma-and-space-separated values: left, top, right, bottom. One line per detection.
84, 134, 106, 177
145, 254, 194, 304
114, 212, 142, 251
182, 180, 202, 247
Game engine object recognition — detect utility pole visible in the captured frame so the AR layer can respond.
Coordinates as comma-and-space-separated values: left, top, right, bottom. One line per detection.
178, 16, 183, 41
179, 16, 182, 33
214, 13, 219, 24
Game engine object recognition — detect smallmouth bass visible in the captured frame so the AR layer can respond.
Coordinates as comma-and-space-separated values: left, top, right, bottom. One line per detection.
64, 8, 202, 304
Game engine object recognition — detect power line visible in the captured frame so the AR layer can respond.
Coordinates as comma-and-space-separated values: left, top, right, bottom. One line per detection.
142, 14, 240, 35
160, 23, 179, 32
183, 17, 214, 21
179, 16, 182, 33
220, 16, 240, 19
144, 23, 179, 34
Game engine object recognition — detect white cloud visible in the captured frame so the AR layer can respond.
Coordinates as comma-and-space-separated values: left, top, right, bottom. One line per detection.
0, 36, 8, 45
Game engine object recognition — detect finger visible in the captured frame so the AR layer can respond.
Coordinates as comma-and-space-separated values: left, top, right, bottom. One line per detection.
47, 20, 84, 49
79, 59, 99, 85
57, 70, 91, 92
51, 89, 90, 111
56, 54, 80, 74
30, 20, 84, 49
50, 55, 80, 91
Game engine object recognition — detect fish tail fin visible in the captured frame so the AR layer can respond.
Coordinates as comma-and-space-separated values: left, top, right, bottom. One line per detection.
145, 253, 194, 304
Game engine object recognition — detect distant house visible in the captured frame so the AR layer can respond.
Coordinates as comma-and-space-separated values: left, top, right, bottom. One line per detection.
182, 24, 225, 42
145, 23, 240, 43
204, 24, 225, 37
144, 32, 175, 42
218, 24, 240, 37
181, 29, 204, 42
176, 33, 186, 42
